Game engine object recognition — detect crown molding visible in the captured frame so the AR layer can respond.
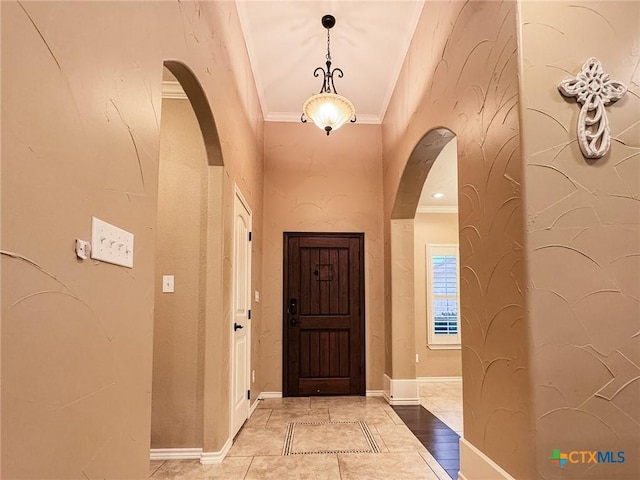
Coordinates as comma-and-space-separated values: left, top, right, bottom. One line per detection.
161, 83, 382, 126
162, 80, 187, 100
416, 205, 458, 214
265, 112, 380, 124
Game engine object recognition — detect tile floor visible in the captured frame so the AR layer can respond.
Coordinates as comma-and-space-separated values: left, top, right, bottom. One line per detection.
150, 382, 464, 480
418, 380, 463, 435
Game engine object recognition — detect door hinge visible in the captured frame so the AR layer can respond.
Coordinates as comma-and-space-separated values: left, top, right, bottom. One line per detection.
247, 389, 251, 400
248, 309, 252, 320
248, 231, 252, 241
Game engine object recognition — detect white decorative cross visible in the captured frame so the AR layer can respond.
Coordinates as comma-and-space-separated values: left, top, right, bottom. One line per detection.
558, 57, 627, 159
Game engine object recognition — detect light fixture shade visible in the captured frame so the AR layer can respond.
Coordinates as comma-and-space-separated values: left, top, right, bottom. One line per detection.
302, 93, 355, 135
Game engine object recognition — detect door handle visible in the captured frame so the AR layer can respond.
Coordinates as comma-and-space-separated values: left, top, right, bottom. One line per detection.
288, 298, 297, 315
234, 322, 244, 331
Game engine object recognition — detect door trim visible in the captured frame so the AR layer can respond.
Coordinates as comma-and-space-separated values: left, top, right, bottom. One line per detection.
282, 232, 365, 397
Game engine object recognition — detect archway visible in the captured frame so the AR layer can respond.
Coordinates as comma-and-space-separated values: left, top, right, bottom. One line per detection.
150, 62, 228, 464
163, 61, 223, 168
388, 127, 463, 432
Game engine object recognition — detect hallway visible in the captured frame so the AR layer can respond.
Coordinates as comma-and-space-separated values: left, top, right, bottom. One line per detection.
149, 387, 462, 480
4, 1, 638, 478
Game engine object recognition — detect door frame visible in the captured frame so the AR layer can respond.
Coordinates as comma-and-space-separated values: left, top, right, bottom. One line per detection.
229, 185, 252, 437
282, 232, 366, 397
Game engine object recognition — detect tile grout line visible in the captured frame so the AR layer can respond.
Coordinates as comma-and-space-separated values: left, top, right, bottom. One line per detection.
265, 408, 273, 427
241, 455, 256, 480
371, 423, 390, 452
148, 459, 166, 478
416, 450, 440, 478
419, 448, 454, 480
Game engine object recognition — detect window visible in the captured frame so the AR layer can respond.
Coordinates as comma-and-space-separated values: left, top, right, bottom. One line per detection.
426, 244, 460, 348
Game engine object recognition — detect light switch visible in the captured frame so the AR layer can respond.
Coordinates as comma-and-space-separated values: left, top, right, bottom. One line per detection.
91, 217, 134, 268
162, 275, 175, 293
254, 290, 260, 303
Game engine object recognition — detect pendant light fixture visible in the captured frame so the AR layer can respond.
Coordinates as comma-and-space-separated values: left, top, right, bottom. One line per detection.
301, 14, 356, 136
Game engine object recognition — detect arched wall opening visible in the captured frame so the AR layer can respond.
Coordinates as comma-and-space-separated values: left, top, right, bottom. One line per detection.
387, 128, 462, 405
163, 61, 224, 168
414, 137, 462, 379
151, 61, 228, 456
380, 3, 534, 478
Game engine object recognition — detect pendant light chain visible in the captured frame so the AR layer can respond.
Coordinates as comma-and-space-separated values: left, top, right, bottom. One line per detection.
323, 26, 336, 95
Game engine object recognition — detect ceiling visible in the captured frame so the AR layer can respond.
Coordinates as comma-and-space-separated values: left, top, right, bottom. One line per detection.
235, 0, 425, 124
418, 137, 458, 210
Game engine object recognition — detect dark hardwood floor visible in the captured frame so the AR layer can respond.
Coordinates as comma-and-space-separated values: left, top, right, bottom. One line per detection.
392, 405, 460, 479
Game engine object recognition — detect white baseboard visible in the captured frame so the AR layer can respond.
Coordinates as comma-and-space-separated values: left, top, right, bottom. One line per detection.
417, 376, 462, 383
458, 437, 516, 480
366, 390, 384, 397
383, 374, 391, 402
249, 399, 260, 417
383, 374, 420, 405
259, 391, 282, 399
258, 391, 382, 399
200, 438, 232, 465
150, 438, 233, 464
150, 447, 202, 460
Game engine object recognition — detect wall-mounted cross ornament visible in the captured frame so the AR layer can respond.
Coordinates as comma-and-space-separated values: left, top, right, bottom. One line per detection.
558, 57, 627, 159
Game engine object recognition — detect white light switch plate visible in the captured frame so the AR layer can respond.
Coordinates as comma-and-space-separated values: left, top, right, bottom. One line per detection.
162, 275, 175, 293
91, 217, 134, 268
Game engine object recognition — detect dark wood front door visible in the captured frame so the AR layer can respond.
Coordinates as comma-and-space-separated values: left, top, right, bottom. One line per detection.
283, 232, 365, 396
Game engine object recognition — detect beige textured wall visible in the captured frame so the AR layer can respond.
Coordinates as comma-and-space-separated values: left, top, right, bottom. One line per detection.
151, 98, 207, 448
1, 1, 263, 477
262, 122, 385, 392
519, 1, 640, 477
390, 219, 417, 379
414, 213, 461, 378
382, 1, 533, 477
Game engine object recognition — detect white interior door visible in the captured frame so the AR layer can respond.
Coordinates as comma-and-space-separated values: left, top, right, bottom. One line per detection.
231, 189, 251, 438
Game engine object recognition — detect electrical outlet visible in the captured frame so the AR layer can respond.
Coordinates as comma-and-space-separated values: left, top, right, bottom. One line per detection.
75, 239, 91, 260
91, 217, 134, 268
